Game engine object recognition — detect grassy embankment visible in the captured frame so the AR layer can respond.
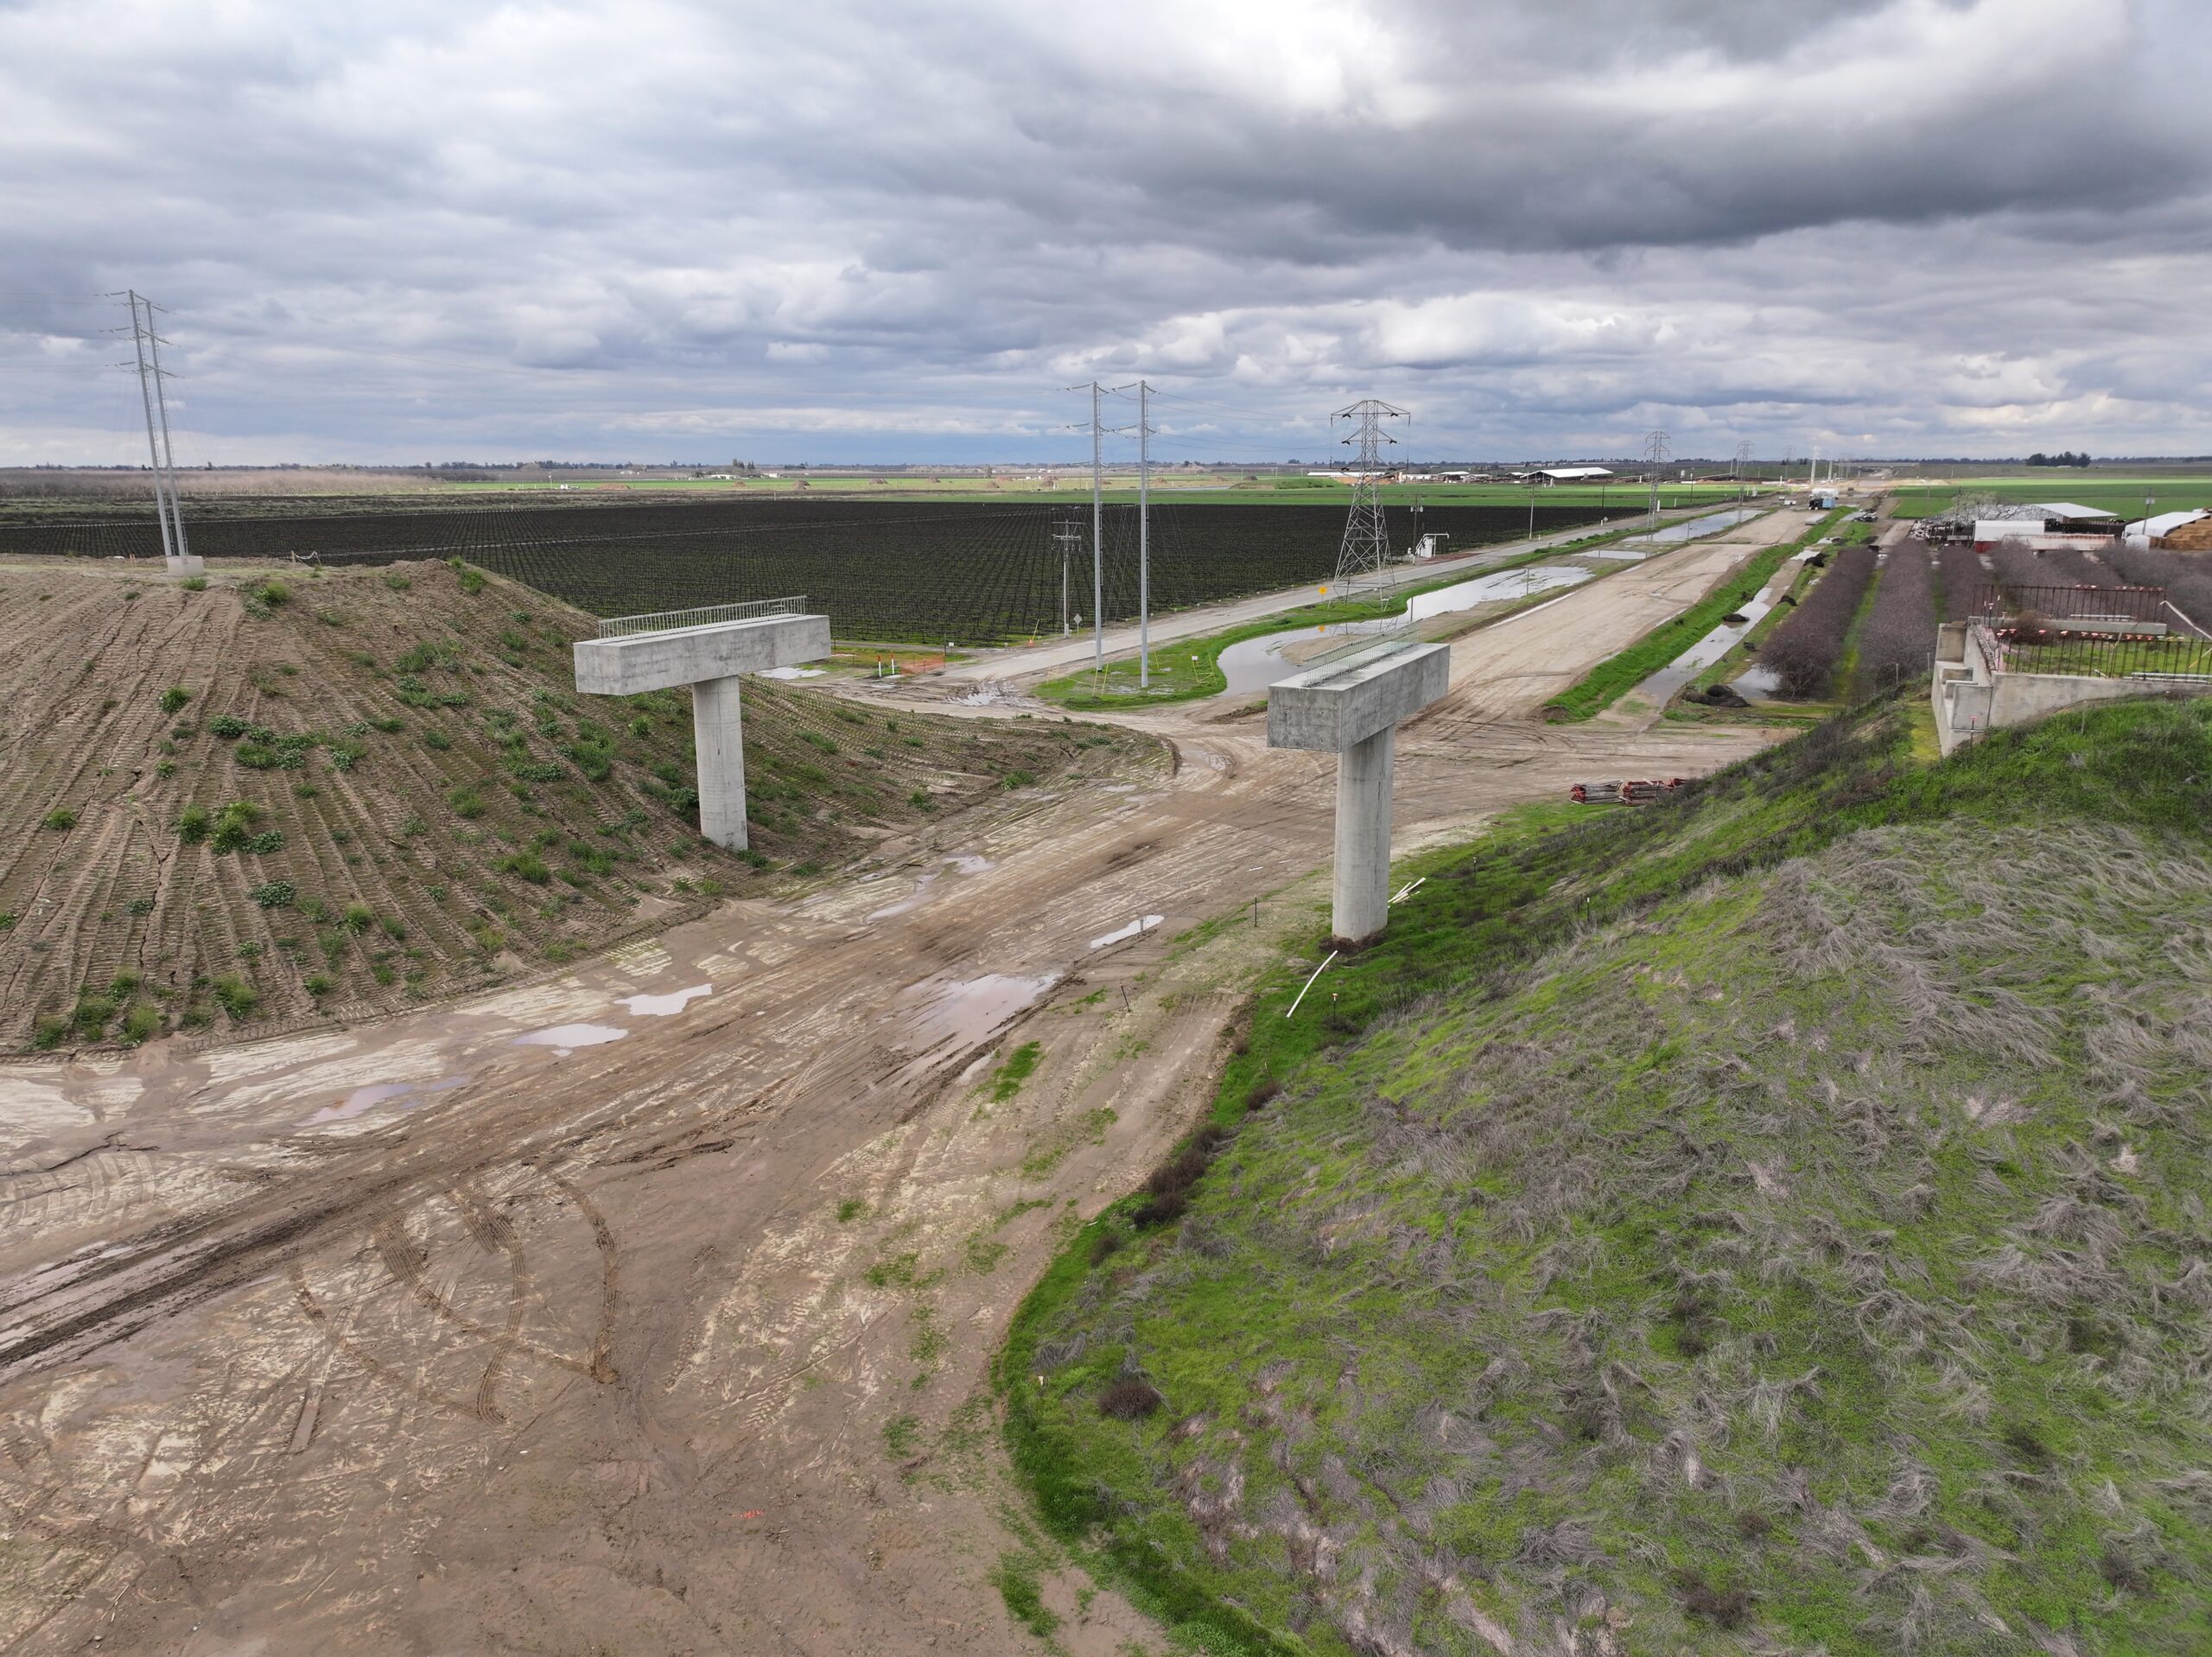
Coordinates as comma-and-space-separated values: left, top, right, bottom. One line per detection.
1000, 693, 2212, 1655
1543, 510, 1847, 722
1037, 515, 1758, 713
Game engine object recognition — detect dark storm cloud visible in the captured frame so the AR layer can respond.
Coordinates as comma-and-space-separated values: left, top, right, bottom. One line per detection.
0, 0, 2206, 462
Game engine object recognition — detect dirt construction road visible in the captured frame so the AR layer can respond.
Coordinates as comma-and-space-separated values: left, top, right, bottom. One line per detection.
0, 527, 1783, 1654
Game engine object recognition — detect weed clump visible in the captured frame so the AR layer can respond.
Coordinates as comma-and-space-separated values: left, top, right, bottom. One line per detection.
1097, 1375, 1164, 1420
1674, 1569, 1751, 1629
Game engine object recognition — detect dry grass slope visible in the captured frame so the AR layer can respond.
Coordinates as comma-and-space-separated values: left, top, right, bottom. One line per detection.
1006, 695, 2212, 1657
0, 558, 1141, 1052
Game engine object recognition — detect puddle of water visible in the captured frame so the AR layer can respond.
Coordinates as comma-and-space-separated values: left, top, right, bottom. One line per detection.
1620, 507, 1760, 545
512, 1023, 629, 1057
302, 1074, 470, 1126
1089, 914, 1165, 950
1215, 565, 1595, 696
898, 973, 1059, 1051
758, 666, 826, 680
618, 984, 711, 1017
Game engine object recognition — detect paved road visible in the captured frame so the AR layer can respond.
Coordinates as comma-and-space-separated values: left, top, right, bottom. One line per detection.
938, 501, 1747, 684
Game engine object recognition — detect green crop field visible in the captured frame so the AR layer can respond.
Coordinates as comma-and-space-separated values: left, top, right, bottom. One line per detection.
1002, 696, 2212, 1655
1891, 474, 2212, 520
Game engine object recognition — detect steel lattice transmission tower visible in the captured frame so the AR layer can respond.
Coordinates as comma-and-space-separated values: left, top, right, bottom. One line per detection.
1332, 398, 1408, 589
1642, 428, 1670, 520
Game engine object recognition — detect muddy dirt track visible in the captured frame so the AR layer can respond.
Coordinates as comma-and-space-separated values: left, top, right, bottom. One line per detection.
0, 524, 1789, 1654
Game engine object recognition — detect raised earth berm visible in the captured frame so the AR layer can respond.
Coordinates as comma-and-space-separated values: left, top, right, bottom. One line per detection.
0, 559, 1143, 1053
1007, 694, 2212, 1656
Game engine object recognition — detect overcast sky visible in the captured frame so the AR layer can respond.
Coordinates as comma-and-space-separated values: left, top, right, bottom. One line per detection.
3, 0, 2206, 466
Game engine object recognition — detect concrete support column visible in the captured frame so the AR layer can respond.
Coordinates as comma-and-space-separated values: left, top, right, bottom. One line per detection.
1332, 725, 1395, 943
1266, 639, 1449, 949
574, 610, 829, 855
691, 676, 749, 851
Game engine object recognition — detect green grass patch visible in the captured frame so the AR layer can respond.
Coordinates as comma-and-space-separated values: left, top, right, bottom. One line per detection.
999, 692, 2212, 1656
991, 1039, 1044, 1101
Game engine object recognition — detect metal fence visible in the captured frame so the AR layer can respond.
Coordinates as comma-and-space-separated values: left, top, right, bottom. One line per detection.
595, 595, 807, 638
1971, 583, 2212, 680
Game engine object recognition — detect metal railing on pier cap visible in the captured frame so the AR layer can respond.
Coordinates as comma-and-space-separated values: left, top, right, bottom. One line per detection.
595, 595, 807, 638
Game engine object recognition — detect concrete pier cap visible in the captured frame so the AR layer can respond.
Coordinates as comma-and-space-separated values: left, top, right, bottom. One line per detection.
1267, 639, 1450, 946
573, 610, 831, 852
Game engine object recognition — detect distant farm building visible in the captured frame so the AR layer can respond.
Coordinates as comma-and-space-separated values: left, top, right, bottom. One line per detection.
2125, 510, 2212, 549
1513, 467, 1616, 485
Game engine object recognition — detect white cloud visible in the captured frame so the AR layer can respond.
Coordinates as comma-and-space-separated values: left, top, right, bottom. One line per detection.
0, 0, 2206, 461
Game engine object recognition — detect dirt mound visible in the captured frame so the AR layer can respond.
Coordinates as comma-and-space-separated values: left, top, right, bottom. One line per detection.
0, 558, 1138, 1052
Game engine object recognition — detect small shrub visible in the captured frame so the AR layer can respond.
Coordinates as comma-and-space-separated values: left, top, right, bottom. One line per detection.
233, 742, 278, 770
340, 902, 375, 936
909, 789, 936, 810
205, 801, 266, 852
1097, 1375, 1164, 1419
448, 558, 486, 594
305, 973, 334, 996
158, 686, 192, 714
500, 850, 551, 885
836, 1198, 868, 1222
253, 579, 290, 607
209, 975, 260, 1019
209, 713, 249, 738
327, 738, 366, 771
449, 784, 487, 819
181, 575, 207, 591
32, 1014, 73, 1051
1002, 769, 1036, 790
42, 807, 76, 831
1673, 1570, 1751, 1630
384, 572, 411, 591
121, 1002, 162, 1044
245, 829, 284, 854
177, 804, 212, 843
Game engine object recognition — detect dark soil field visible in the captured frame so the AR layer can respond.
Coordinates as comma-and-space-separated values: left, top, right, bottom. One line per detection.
0, 556, 1145, 1053
0, 496, 1618, 643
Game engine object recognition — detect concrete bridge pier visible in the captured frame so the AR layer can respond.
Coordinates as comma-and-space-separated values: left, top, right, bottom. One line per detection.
689, 674, 751, 848
573, 607, 832, 853
1267, 640, 1451, 944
